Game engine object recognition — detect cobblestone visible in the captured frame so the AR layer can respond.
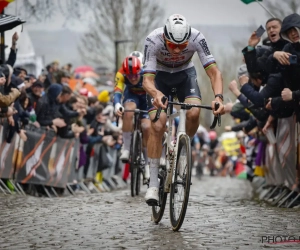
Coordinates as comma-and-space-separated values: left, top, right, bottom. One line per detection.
0, 176, 300, 249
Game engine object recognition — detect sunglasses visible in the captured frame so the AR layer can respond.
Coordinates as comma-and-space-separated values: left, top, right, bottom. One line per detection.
123, 74, 140, 79
165, 40, 189, 50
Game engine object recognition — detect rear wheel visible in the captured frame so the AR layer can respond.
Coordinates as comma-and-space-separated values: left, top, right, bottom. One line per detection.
169, 134, 192, 231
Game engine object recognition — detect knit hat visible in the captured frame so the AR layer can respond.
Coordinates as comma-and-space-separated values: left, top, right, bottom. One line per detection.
98, 90, 110, 103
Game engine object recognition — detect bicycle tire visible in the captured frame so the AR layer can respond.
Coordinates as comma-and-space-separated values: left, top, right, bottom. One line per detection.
130, 131, 142, 197
136, 168, 142, 196
152, 142, 168, 223
169, 134, 192, 231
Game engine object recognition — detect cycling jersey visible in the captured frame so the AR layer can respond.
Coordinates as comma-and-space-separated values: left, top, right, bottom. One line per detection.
113, 67, 146, 105
142, 27, 216, 75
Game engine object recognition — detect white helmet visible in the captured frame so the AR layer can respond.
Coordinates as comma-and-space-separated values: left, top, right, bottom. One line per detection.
129, 51, 144, 65
164, 14, 191, 44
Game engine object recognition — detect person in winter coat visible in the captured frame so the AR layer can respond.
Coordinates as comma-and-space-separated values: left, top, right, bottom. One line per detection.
35, 83, 66, 129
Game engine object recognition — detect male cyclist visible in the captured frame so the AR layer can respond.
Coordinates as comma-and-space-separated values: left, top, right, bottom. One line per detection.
142, 14, 225, 205
114, 56, 150, 180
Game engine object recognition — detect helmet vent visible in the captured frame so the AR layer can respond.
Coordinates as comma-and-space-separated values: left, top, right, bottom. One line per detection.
175, 21, 182, 24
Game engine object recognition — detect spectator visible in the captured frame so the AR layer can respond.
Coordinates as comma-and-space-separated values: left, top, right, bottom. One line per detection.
35, 83, 66, 129
27, 80, 43, 110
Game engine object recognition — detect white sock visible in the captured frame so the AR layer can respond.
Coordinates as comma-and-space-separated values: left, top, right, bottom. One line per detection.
149, 158, 159, 188
122, 132, 132, 151
143, 147, 148, 165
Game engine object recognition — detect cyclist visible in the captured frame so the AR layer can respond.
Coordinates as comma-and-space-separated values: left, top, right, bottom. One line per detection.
114, 56, 150, 180
129, 51, 144, 65
142, 14, 225, 205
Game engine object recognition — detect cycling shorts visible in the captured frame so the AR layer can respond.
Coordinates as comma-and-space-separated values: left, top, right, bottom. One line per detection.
123, 87, 149, 119
146, 67, 201, 113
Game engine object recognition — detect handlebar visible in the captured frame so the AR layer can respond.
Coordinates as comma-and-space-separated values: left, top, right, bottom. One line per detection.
152, 96, 222, 129
116, 108, 148, 127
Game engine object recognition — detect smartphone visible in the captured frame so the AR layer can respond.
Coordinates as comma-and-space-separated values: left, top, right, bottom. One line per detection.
256, 25, 266, 37
289, 55, 297, 64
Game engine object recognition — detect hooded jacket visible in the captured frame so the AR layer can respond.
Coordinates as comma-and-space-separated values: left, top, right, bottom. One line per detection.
279, 13, 300, 91
36, 83, 62, 126
270, 14, 300, 121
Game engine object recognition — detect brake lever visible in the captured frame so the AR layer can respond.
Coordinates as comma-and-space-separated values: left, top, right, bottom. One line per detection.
116, 107, 123, 127
210, 102, 221, 129
152, 96, 168, 123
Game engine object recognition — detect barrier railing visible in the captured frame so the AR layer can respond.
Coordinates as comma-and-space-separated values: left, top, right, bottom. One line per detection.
0, 120, 125, 197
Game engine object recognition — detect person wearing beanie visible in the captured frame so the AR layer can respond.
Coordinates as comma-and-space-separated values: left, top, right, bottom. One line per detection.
98, 90, 111, 104
28, 80, 44, 110
35, 83, 66, 128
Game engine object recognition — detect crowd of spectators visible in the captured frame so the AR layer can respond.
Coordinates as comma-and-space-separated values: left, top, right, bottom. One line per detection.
0, 31, 123, 195
222, 13, 300, 208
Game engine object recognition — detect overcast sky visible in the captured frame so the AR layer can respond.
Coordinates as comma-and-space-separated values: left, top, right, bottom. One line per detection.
6, 0, 271, 31
164, 0, 269, 26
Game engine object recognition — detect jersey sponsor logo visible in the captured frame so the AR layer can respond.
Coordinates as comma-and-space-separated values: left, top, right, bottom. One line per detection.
199, 39, 211, 56
160, 51, 171, 56
146, 37, 155, 45
143, 45, 148, 63
193, 32, 201, 42
164, 56, 185, 62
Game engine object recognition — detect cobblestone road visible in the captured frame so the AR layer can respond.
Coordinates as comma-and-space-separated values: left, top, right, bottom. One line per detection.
1, 176, 300, 250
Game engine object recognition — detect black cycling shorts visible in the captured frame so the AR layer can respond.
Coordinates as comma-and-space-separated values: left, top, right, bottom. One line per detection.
146, 67, 201, 113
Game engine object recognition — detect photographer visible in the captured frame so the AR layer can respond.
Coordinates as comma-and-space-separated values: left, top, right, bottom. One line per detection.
242, 18, 287, 74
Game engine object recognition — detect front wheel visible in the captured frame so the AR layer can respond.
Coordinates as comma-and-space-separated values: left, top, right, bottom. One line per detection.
169, 134, 192, 231
130, 131, 142, 197
152, 141, 168, 223
135, 167, 142, 196
152, 168, 167, 223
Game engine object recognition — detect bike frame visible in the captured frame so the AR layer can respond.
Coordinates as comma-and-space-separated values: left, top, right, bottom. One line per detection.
163, 106, 188, 193
127, 109, 148, 167
156, 98, 221, 194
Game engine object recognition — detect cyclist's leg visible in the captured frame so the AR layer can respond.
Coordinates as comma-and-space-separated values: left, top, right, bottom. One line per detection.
140, 94, 151, 159
176, 67, 201, 138
139, 94, 151, 180
120, 89, 138, 162
145, 73, 170, 203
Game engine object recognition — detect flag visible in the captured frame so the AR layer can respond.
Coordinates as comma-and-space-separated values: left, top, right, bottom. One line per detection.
0, 0, 14, 13
235, 162, 248, 179
241, 0, 262, 4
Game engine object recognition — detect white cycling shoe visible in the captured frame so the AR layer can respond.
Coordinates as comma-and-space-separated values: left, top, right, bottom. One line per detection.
120, 149, 130, 163
145, 187, 159, 206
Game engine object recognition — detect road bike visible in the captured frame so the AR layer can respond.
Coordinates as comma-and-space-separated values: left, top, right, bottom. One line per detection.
117, 109, 149, 197
151, 96, 221, 231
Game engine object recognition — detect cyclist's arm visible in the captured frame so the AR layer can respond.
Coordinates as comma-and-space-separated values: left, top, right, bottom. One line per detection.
113, 71, 125, 106
194, 33, 223, 101
206, 65, 223, 102
142, 74, 157, 97
142, 34, 160, 98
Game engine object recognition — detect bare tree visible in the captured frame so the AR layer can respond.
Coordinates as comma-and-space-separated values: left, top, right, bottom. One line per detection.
78, 0, 164, 69
15, 0, 93, 23
264, 0, 300, 19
